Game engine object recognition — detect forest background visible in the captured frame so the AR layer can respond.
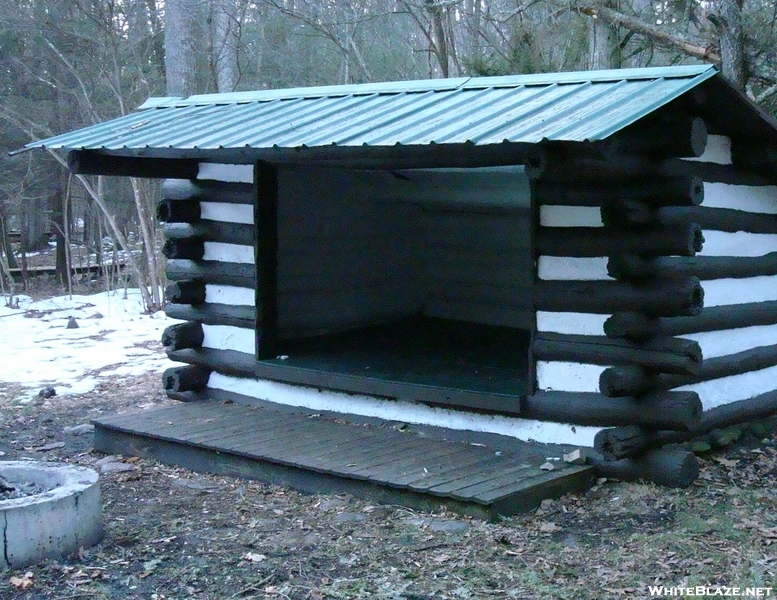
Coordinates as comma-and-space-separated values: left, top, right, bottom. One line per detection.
1, 0, 776, 312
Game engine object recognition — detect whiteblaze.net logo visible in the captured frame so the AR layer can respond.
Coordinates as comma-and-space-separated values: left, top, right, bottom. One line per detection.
648, 586, 773, 597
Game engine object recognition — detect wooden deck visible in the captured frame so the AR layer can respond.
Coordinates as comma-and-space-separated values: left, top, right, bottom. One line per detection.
93, 401, 593, 519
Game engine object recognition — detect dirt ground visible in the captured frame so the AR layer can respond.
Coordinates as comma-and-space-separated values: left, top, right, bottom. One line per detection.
1, 271, 777, 599
1, 368, 776, 600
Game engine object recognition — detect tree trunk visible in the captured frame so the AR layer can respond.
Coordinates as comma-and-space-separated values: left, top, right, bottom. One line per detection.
713, 0, 745, 89
211, 0, 240, 92
589, 0, 621, 69
164, 0, 201, 96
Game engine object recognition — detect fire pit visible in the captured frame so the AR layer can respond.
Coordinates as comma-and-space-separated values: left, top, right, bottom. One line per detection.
1, 461, 102, 569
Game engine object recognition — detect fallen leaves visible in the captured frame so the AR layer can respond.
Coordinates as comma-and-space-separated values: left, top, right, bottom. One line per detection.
10, 572, 33, 590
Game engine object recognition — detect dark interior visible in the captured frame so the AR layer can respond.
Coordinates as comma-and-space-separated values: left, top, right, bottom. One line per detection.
258, 166, 534, 414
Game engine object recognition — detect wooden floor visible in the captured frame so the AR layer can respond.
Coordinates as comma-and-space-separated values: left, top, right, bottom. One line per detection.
93, 401, 593, 519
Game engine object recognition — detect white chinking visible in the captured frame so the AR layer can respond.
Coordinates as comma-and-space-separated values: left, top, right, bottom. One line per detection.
540, 206, 603, 227
536, 311, 608, 335
683, 323, 777, 359
678, 364, 777, 410
537, 256, 611, 281
201, 202, 253, 224
198, 163, 254, 183
699, 231, 777, 257
683, 135, 732, 165
536, 361, 606, 393
202, 242, 254, 264
208, 371, 604, 446
202, 325, 255, 354
702, 182, 777, 214
205, 284, 255, 306
702, 275, 777, 306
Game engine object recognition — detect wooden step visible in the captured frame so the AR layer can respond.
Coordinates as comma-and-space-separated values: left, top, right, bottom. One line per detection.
92, 401, 593, 519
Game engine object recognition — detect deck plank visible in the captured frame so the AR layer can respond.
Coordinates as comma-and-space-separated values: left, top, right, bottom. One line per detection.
93, 401, 593, 518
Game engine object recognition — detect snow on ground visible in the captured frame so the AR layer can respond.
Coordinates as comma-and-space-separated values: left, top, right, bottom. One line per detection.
0, 290, 180, 402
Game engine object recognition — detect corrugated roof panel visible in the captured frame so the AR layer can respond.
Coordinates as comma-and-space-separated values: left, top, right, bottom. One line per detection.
19, 65, 723, 154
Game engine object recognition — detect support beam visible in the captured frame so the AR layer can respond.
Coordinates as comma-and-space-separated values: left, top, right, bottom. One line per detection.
599, 365, 659, 397
68, 150, 199, 179
526, 146, 657, 181
255, 162, 278, 359
534, 332, 702, 375
523, 390, 702, 430
534, 277, 704, 317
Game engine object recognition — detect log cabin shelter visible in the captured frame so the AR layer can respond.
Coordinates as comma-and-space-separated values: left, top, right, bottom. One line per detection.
18, 64, 777, 515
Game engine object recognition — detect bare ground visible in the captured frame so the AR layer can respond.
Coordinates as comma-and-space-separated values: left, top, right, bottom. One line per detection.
1, 368, 776, 600
1, 268, 776, 599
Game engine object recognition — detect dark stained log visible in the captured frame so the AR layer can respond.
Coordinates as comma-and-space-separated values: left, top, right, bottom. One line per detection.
594, 426, 653, 460
161, 322, 204, 351
607, 116, 707, 159
536, 223, 703, 257
533, 174, 703, 207
607, 301, 777, 339
523, 390, 702, 430
534, 277, 704, 317
157, 199, 200, 223
526, 146, 658, 181
658, 343, 777, 390
600, 200, 659, 228
163, 221, 254, 246
607, 252, 777, 281
591, 449, 699, 488
595, 389, 777, 459
255, 162, 278, 359
68, 150, 199, 179
162, 178, 255, 204
658, 206, 777, 234
166, 279, 206, 305
661, 159, 776, 186
604, 312, 657, 341
165, 303, 256, 328
166, 259, 255, 288
167, 347, 255, 379
534, 332, 702, 375
162, 238, 205, 260
599, 366, 660, 397
162, 365, 211, 393
731, 137, 777, 170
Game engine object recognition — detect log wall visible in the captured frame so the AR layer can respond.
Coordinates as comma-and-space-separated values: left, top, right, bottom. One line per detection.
530, 131, 777, 463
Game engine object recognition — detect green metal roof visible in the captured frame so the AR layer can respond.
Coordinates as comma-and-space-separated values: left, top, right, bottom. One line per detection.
18, 65, 728, 155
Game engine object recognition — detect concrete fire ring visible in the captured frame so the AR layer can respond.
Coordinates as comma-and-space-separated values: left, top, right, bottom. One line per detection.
1, 461, 102, 569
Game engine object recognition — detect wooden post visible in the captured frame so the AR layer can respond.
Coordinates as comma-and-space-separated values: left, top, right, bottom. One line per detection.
255, 162, 278, 359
